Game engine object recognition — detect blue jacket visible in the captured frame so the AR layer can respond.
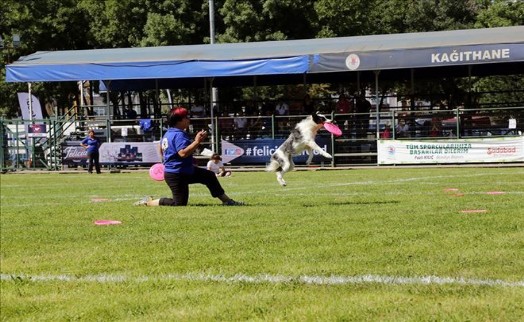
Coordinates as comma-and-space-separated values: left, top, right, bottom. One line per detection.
81, 137, 100, 154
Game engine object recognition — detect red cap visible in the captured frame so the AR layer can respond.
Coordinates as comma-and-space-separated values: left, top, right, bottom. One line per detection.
172, 107, 189, 118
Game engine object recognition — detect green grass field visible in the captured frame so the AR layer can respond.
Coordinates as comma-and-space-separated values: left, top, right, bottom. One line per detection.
1, 167, 523, 321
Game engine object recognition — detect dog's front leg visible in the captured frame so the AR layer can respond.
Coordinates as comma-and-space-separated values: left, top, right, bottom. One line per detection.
308, 142, 332, 159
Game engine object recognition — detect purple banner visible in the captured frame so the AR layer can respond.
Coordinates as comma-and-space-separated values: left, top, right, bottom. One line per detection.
62, 141, 88, 165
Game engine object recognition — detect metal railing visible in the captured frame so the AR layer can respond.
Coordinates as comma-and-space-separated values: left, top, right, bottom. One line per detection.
1, 106, 522, 171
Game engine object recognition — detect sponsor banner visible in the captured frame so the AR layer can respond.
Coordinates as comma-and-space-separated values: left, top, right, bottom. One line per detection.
27, 124, 47, 138
62, 141, 161, 165
62, 141, 88, 165
378, 137, 524, 164
99, 142, 161, 164
311, 44, 522, 72
221, 138, 333, 165
17, 92, 44, 120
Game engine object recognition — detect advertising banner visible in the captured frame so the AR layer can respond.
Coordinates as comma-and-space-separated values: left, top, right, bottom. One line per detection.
99, 142, 161, 164
62, 141, 162, 166
62, 141, 88, 166
311, 44, 522, 72
221, 138, 333, 165
17, 92, 44, 120
377, 137, 524, 164
27, 124, 47, 138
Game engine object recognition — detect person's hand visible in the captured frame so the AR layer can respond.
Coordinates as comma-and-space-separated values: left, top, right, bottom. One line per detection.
195, 129, 208, 143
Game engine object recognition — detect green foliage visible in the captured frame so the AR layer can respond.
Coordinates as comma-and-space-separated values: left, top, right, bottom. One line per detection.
1, 0, 523, 117
475, 0, 524, 27
1, 168, 524, 320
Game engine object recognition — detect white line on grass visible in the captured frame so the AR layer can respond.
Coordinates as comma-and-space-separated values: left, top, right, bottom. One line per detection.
2, 273, 522, 288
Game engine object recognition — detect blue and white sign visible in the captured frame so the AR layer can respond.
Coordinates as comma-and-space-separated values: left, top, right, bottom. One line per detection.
221, 138, 333, 165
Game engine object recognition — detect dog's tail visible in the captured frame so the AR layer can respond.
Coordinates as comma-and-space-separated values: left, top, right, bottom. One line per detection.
266, 155, 281, 172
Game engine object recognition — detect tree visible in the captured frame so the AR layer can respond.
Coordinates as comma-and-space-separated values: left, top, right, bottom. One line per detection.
1, 0, 90, 117
473, 0, 524, 110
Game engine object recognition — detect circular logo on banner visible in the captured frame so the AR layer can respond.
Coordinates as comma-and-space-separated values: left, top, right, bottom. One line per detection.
345, 54, 361, 70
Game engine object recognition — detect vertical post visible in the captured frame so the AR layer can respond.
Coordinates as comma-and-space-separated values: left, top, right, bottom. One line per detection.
410, 69, 415, 110
79, 81, 84, 115
28, 82, 34, 168
208, 78, 216, 152
374, 71, 380, 140
209, 0, 217, 152
105, 81, 111, 119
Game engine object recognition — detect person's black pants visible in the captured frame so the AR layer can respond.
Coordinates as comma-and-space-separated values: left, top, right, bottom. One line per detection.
87, 151, 101, 174
159, 166, 225, 206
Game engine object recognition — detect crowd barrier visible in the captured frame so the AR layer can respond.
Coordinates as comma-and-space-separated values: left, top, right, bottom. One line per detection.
1, 106, 523, 171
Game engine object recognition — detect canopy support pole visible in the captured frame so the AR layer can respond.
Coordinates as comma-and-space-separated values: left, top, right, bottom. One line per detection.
209, 0, 218, 152
208, 77, 216, 152
155, 79, 159, 118
79, 81, 84, 116
410, 69, 415, 110
28, 82, 34, 168
253, 76, 258, 111
374, 71, 380, 140
467, 65, 472, 108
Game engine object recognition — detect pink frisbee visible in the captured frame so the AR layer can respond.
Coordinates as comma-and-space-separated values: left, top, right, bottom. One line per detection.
460, 209, 488, 214
324, 122, 342, 136
149, 163, 165, 181
94, 220, 122, 225
91, 198, 111, 203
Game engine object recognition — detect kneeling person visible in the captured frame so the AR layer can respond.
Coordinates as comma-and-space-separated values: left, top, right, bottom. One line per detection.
135, 107, 243, 206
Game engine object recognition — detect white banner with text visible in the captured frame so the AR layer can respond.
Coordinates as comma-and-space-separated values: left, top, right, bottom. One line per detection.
377, 137, 524, 164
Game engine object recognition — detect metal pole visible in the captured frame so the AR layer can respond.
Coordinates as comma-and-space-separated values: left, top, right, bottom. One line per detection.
374, 71, 380, 140
28, 82, 34, 168
79, 81, 84, 114
209, 0, 217, 151
28, 83, 33, 121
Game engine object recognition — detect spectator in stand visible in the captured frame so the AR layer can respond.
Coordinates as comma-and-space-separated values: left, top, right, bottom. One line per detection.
134, 107, 243, 207
396, 119, 410, 138
274, 98, 289, 116
303, 94, 315, 114
125, 106, 137, 119
218, 111, 234, 140
430, 117, 442, 137
274, 98, 290, 133
190, 102, 205, 118
335, 94, 352, 114
355, 94, 371, 138
233, 110, 249, 139
207, 153, 232, 177
380, 123, 392, 139
80, 129, 101, 174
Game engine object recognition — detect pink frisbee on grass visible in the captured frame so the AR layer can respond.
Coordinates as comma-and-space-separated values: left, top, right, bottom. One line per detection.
324, 122, 342, 136
460, 209, 488, 214
149, 163, 165, 181
94, 220, 122, 226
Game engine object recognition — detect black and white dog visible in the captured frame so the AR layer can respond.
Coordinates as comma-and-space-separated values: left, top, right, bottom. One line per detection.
267, 112, 333, 186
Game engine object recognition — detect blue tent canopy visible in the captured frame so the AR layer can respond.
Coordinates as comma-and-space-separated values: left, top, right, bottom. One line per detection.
6, 26, 524, 89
